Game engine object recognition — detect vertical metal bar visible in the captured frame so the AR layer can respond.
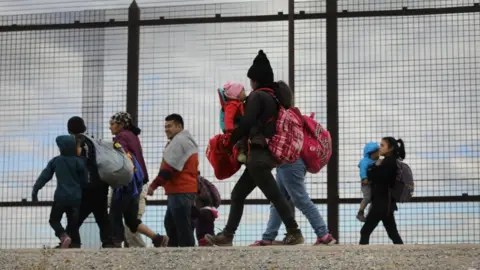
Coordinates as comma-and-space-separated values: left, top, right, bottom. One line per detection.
326, 0, 340, 243
82, 10, 106, 138
288, 0, 295, 104
127, 0, 140, 126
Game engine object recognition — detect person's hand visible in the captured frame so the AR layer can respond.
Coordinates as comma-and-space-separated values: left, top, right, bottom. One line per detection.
147, 186, 155, 196
375, 159, 383, 166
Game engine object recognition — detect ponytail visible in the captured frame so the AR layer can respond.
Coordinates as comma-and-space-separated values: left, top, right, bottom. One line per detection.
382, 136, 406, 160
127, 125, 141, 136
395, 139, 406, 160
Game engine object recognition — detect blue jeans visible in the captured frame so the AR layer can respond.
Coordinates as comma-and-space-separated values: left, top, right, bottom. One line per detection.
164, 193, 196, 247
262, 159, 328, 241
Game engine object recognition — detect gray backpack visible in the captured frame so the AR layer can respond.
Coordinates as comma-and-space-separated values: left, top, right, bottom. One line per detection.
83, 134, 134, 188
391, 160, 414, 202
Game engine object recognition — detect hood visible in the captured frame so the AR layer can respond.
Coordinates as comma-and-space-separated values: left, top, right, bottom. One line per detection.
175, 130, 198, 148
274, 81, 293, 109
56, 135, 77, 156
363, 142, 379, 157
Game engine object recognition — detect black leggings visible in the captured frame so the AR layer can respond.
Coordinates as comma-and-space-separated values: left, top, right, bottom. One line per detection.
359, 211, 403, 245
225, 147, 298, 234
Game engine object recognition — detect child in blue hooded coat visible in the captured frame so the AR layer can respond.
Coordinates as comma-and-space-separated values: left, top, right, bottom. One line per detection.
356, 142, 380, 222
32, 135, 87, 248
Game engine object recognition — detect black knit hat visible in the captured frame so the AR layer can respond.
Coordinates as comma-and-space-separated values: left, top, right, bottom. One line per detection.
67, 116, 86, 134
247, 50, 274, 84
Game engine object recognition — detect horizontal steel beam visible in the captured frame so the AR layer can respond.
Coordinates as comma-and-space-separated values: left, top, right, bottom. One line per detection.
1, 5, 479, 32
1, 195, 478, 207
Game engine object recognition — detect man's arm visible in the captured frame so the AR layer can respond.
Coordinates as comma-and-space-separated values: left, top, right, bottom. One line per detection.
148, 161, 178, 193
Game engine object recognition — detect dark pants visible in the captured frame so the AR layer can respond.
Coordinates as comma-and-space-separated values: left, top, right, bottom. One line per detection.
225, 146, 298, 234
70, 185, 114, 247
193, 208, 215, 240
110, 192, 142, 240
49, 202, 80, 240
359, 211, 404, 245
164, 193, 196, 247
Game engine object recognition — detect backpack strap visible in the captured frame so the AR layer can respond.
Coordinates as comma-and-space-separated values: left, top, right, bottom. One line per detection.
255, 87, 279, 123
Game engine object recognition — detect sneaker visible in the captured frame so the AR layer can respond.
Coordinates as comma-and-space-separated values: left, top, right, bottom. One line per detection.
152, 234, 169, 247
59, 234, 72, 249
205, 231, 234, 246
356, 211, 366, 222
198, 237, 213, 247
282, 229, 304, 245
237, 153, 247, 164
249, 240, 273, 246
314, 233, 337, 245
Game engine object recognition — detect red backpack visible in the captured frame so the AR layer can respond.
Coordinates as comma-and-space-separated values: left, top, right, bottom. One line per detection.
301, 113, 332, 174
259, 88, 304, 164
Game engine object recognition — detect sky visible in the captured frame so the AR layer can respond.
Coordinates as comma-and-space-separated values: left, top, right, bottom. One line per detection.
0, 0, 479, 248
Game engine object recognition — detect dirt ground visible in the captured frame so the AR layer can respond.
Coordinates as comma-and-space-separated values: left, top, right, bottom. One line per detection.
1, 244, 479, 270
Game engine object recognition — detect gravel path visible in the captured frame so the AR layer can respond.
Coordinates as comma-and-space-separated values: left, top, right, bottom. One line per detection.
1, 244, 479, 270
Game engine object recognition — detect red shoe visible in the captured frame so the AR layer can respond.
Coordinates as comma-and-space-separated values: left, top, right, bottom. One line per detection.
314, 233, 336, 245
59, 234, 72, 249
198, 237, 213, 246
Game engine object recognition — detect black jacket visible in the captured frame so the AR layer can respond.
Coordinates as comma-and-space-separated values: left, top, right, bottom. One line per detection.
368, 155, 398, 217
229, 86, 278, 147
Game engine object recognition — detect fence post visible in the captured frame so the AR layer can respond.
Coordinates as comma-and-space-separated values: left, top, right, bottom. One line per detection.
288, 0, 295, 102
326, 0, 340, 243
126, 0, 140, 126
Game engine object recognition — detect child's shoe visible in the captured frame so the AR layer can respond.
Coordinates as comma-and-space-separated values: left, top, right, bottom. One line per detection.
198, 237, 213, 246
59, 234, 72, 249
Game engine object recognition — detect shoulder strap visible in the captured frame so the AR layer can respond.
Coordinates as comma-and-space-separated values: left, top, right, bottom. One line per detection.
217, 88, 227, 109
255, 88, 281, 124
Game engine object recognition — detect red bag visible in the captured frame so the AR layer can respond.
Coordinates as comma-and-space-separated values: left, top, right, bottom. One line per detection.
301, 112, 332, 174
206, 134, 241, 180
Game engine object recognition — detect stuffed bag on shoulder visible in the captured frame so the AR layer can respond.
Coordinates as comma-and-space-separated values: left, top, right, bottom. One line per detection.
391, 160, 414, 202
83, 134, 134, 188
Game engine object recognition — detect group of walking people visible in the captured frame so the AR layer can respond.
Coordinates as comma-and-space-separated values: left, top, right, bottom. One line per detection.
32, 49, 406, 248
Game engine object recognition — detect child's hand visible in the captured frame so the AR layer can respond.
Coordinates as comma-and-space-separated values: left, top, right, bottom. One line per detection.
375, 159, 383, 166
362, 179, 369, 185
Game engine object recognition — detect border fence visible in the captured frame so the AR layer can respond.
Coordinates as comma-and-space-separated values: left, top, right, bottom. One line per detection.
0, 0, 479, 248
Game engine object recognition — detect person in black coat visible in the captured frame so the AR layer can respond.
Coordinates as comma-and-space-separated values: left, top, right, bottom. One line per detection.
359, 137, 405, 245
205, 50, 303, 246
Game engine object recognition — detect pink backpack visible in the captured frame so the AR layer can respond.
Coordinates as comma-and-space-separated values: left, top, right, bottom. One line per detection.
260, 88, 304, 164
301, 113, 332, 174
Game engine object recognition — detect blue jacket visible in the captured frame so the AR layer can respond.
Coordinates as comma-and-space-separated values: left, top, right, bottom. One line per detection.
32, 135, 87, 205
358, 142, 380, 181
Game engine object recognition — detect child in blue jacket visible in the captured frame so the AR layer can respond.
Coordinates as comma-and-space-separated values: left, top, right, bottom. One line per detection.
32, 135, 87, 248
356, 142, 380, 222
